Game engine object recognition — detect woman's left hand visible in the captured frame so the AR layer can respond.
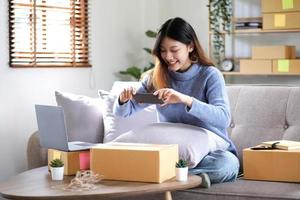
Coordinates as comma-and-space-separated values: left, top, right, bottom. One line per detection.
153, 88, 193, 107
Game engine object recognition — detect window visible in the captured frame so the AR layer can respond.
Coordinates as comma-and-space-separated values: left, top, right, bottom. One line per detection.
9, 0, 91, 68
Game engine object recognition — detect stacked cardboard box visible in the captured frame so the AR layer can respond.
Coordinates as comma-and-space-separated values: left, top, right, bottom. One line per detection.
240, 45, 298, 74
262, 0, 300, 30
240, 59, 272, 74
273, 59, 300, 73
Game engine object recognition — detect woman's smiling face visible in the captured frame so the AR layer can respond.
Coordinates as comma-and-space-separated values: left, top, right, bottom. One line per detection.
160, 37, 193, 72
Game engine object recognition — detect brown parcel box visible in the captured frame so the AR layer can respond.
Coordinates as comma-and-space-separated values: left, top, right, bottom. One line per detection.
252, 46, 296, 60
273, 59, 300, 73
243, 148, 300, 182
263, 12, 300, 30
262, 0, 300, 13
48, 149, 90, 175
240, 59, 272, 74
90, 143, 179, 183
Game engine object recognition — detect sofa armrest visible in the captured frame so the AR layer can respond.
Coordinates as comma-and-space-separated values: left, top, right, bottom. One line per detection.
27, 131, 48, 169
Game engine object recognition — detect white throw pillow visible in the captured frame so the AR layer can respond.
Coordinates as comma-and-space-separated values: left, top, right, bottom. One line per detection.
98, 81, 158, 143
112, 122, 210, 168
55, 91, 104, 143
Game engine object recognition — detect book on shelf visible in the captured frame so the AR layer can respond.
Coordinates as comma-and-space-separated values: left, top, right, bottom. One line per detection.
262, 140, 300, 150
234, 22, 262, 30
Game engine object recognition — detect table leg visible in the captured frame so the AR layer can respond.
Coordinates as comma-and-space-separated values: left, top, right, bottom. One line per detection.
165, 191, 172, 200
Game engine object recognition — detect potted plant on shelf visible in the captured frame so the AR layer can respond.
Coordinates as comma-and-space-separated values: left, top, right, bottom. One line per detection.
208, 0, 232, 66
175, 159, 188, 182
49, 158, 64, 181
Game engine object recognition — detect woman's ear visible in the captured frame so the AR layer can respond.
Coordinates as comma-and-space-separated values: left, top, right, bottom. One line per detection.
188, 43, 194, 52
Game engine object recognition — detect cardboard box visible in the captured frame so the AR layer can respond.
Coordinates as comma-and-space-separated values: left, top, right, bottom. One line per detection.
263, 12, 300, 29
240, 59, 272, 74
262, 0, 300, 13
243, 148, 300, 182
90, 143, 179, 183
48, 149, 90, 175
252, 46, 296, 59
273, 59, 300, 73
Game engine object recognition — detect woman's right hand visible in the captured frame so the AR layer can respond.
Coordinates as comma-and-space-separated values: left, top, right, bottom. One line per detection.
119, 87, 136, 105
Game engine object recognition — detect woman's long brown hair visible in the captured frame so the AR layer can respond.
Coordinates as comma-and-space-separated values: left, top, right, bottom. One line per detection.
149, 17, 214, 91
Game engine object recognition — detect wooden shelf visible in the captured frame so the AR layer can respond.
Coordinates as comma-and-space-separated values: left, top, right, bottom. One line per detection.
233, 17, 300, 34
233, 28, 300, 34
209, 15, 300, 34
222, 72, 300, 75
209, 28, 300, 35
227, 57, 300, 60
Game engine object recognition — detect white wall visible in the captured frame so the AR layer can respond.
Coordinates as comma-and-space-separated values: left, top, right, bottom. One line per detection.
0, 0, 159, 183
90, 0, 160, 87
0, 0, 95, 182
159, 0, 209, 55
0, 0, 209, 189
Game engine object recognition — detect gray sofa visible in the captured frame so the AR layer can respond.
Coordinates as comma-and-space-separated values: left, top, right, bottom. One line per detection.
27, 85, 300, 200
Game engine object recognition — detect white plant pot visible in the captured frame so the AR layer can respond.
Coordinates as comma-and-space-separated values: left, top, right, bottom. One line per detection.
50, 167, 64, 181
176, 167, 188, 182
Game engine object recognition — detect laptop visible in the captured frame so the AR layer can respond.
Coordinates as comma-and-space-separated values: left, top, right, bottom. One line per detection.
35, 104, 97, 151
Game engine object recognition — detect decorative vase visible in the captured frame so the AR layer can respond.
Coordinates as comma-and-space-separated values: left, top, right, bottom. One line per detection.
50, 167, 64, 181
176, 167, 188, 182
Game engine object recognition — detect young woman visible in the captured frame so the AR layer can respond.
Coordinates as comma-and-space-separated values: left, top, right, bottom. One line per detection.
113, 17, 239, 187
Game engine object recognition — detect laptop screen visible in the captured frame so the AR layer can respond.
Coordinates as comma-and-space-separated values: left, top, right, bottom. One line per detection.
35, 105, 69, 151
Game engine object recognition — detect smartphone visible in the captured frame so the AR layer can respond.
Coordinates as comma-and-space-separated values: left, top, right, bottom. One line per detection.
133, 93, 164, 104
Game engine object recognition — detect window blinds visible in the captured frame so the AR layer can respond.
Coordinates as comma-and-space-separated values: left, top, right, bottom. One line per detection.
9, 0, 91, 67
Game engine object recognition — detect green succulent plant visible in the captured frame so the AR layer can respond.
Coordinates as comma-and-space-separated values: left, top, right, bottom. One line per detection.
50, 158, 64, 168
119, 30, 157, 80
176, 159, 188, 168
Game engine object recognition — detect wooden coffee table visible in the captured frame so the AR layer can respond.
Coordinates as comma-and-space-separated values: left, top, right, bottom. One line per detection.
0, 166, 201, 200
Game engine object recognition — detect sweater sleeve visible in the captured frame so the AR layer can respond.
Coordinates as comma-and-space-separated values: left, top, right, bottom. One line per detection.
187, 69, 231, 129
113, 77, 151, 117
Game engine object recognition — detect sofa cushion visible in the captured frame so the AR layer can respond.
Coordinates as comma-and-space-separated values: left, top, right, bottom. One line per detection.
102, 179, 300, 200
55, 91, 104, 143
98, 81, 158, 143
172, 179, 300, 200
226, 86, 300, 170
112, 122, 209, 168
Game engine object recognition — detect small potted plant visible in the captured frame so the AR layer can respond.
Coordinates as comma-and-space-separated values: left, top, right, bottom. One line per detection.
49, 158, 64, 181
175, 159, 188, 182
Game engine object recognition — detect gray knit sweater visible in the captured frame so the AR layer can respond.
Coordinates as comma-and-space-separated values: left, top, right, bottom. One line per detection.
113, 63, 237, 155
